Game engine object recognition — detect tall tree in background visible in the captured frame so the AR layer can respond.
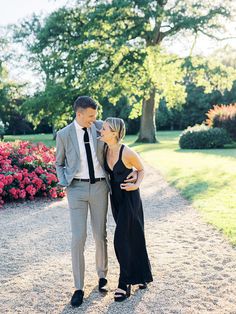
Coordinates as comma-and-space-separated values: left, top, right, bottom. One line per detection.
84, 0, 235, 142
0, 34, 29, 135
15, 1, 235, 141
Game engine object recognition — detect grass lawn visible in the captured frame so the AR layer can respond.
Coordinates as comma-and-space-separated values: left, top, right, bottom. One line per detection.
3, 132, 236, 246
5, 134, 55, 147
127, 131, 236, 246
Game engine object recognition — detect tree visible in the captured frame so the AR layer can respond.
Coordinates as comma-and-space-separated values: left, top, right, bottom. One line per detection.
156, 56, 236, 130
101, 96, 140, 134
180, 56, 236, 126
0, 60, 29, 135
81, 0, 235, 142
22, 82, 76, 138
15, 1, 236, 141
0, 31, 32, 135
14, 9, 95, 136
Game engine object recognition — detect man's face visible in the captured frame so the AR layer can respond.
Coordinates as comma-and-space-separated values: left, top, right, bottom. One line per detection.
76, 108, 97, 128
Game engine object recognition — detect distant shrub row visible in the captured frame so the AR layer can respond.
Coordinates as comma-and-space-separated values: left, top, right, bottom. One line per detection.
179, 104, 235, 149
179, 125, 230, 149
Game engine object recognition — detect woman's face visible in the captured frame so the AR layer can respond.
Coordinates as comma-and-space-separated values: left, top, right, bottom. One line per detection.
100, 122, 116, 143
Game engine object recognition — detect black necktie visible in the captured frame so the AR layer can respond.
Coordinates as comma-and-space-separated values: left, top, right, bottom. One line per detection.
82, 127, 95, 184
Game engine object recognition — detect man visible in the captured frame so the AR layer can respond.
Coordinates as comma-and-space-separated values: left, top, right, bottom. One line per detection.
56, 96, 136, 307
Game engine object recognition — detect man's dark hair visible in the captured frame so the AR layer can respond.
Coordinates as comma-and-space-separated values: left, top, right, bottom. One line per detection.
73, 96, 98, 112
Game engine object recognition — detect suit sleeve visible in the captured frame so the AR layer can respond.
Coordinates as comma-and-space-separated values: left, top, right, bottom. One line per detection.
55, 132, 68, 187
95, 120, 103, 131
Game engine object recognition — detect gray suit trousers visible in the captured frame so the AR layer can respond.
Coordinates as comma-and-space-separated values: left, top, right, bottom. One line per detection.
67, 179, 108, 290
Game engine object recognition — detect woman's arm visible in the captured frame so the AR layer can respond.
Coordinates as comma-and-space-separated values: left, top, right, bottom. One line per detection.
120, 147, 144, 191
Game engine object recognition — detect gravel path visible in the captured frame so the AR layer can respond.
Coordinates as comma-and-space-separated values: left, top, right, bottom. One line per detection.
1, 164, 236, 314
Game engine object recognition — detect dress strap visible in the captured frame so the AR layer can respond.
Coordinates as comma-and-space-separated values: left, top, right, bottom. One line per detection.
119, 144, 125, 160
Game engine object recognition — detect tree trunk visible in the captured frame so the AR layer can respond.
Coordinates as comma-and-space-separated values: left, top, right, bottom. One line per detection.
136, 89, 158, 143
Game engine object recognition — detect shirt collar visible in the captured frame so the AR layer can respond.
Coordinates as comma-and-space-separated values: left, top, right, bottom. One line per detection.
74, 119, 84, 131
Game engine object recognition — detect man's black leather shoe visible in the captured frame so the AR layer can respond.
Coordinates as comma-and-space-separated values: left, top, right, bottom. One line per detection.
98, 278, 108, 292
70, 290, 84, 307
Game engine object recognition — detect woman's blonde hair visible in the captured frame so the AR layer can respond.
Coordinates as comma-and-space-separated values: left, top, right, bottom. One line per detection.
105, 117, 126, 142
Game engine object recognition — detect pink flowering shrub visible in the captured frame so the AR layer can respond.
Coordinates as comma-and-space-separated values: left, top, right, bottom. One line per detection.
0, 141, 65, 207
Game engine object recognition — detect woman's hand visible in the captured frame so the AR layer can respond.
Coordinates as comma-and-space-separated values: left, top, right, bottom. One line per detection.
120, 182, 139, 191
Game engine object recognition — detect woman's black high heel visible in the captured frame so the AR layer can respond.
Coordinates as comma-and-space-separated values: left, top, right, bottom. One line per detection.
139, 282, 147, 289
114, 284, 131, 302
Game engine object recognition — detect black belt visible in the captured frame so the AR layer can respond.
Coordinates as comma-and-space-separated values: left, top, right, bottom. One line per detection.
73, 178, 106, 182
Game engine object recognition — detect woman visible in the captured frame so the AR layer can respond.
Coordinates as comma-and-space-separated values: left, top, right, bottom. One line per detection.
100, 117, 153, 302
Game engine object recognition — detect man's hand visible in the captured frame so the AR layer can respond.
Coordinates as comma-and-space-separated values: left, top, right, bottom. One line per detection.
120, 182, 139, 191
124, 170, 138, 183
57, 183, 67, 190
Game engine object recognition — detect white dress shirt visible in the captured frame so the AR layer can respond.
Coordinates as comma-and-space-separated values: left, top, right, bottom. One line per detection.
73, 120, 105, 179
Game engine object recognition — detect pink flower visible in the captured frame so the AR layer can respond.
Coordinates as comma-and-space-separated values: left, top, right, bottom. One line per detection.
49, 188, 57, 198
13, 173, 23, 181
57, 190, 66, 198
20, 156, 34, 164
5, 175, 14, 185
41, 184, 46, 191
35, 166, 44, 175
25, 185, 37, 196
0, 140, 65, 206
23, 177, 31, 185
9, 188, 18, 199
32, 178, 43, 189
19, 190, 26, 199
46, 173, 57, 185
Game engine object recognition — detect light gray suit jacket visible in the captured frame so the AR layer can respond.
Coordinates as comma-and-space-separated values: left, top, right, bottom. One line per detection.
55, 120, 110, 189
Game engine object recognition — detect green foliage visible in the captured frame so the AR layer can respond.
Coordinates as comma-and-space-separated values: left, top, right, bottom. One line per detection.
147, 48, 186, 109
155, 56, 236, 130
179, 124, 231, 149
22, 82, 76, 130
156, 99, 172, 130
13, 0, 235, 134
180, 83, 224, 129
133, 131, 236, 245
223, 80, 236, 104
182, 56, 236, 94
0, 55, 28, 135
102, 96, 140, 134
206, 104, 236, 140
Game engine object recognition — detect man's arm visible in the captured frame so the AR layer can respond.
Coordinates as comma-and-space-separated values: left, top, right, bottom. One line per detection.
124, 170, 138, 183
55, 132, 68, 187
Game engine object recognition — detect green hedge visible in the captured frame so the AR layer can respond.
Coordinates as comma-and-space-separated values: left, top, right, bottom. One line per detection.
179, 124, 231, 149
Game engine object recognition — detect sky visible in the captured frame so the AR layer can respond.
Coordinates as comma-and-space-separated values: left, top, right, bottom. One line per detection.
0, 0, 235, 90
0, 0, 72, 91
0, 0, 69, 25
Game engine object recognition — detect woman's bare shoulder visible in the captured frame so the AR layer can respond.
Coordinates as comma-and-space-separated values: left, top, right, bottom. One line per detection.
122, 144, 139, 159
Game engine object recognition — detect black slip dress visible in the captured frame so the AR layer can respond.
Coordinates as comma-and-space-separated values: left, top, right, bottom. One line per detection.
104, 144, 153, 286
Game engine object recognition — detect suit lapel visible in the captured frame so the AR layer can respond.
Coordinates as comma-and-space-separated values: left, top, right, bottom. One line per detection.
69, 123, 80, 159
91, 123, 98, 152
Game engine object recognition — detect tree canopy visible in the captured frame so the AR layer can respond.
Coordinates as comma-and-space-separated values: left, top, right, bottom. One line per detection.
14, 0, 236, 141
